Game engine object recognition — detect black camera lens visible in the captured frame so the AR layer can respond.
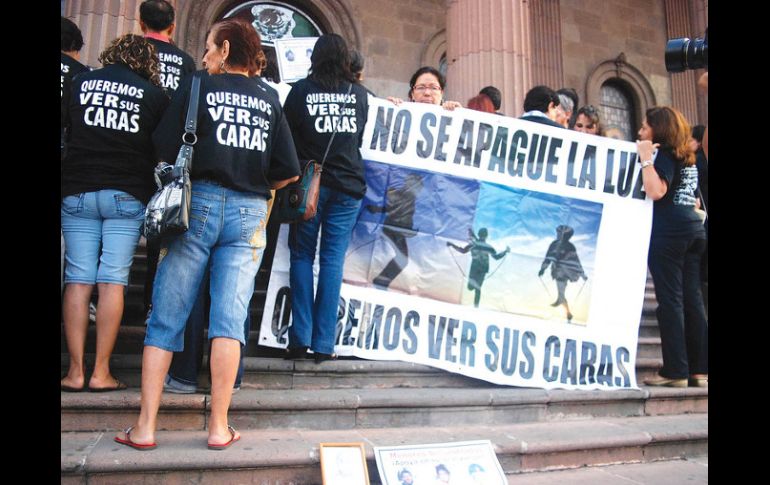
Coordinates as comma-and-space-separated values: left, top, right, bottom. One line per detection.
665, 36, 708, 72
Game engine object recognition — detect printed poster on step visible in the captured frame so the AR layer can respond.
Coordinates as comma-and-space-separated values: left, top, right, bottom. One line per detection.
373, 440, 506, 485
260, 96, 652, 391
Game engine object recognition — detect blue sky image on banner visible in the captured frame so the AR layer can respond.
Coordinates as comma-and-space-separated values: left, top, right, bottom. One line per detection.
343, 160, 602, 325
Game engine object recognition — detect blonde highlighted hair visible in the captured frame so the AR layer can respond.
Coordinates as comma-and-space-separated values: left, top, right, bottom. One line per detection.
98, 34, 162, 87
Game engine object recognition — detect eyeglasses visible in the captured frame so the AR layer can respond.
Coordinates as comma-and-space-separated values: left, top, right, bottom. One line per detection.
575, 123, 595, 129
413, 84, 442, 93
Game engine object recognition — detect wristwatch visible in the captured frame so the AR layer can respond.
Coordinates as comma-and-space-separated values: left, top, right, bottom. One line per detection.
640, 160, 653, 168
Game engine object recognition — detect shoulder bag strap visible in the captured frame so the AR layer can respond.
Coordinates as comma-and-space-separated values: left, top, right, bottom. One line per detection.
318, 82, 355, 171
183, 72, 202, 144
175, 73, 202, 171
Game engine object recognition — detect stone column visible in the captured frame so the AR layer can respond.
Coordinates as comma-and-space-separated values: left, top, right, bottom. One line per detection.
664, 0, 700, 125
445, 0, 532, 116
63, 0, 184, 68
530, 0, 563, 90
689, 0, 708, 125
63, 0, 144, 68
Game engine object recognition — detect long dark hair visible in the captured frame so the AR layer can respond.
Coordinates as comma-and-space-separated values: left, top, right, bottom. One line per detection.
308, 33, 355, 90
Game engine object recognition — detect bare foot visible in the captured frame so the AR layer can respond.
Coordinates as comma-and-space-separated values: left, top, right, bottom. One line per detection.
208, 425, 240, 448
115, 424, 156, 448
88, 375, 127, 391
61, 366, 86, 390
61, 375, 84, 391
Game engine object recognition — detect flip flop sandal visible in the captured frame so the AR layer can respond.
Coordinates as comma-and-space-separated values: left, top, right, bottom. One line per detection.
88, 379, 128, 392
208, 425, 240, 450
114, 426, 157, 451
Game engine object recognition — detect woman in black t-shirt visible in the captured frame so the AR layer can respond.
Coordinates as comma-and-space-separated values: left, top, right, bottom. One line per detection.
637, 106, 708, 388
61, 34, 167, 393
283, 34, 369, 363
115, 19, 299, 452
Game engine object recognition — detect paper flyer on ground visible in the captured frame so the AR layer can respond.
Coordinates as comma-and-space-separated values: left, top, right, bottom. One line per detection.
374, 440, 506, 485
260, 97, 652, 391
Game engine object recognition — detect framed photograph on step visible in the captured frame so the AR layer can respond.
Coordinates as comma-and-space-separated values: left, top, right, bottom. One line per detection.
319, 442, 370, 485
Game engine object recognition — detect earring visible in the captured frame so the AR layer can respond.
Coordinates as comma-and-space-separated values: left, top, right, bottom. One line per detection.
219, 60, 228, 74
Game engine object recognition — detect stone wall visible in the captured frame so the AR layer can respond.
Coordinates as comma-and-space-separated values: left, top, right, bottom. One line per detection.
559, 0, 672, 110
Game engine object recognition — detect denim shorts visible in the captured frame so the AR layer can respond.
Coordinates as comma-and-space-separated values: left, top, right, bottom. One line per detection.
61, 190, 145, 285
144, 180, 268, 352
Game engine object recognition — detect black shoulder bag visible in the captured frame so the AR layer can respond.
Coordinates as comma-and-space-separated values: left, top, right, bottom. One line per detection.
144, 73, 201, 240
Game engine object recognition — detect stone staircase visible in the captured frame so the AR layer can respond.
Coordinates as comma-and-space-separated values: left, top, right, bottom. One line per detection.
61, 236, 708, 484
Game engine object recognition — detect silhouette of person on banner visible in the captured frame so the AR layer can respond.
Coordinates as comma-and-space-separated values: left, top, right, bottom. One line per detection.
447, 228, 510, 307
367, 173, 424, 289
538, 225, 588, 322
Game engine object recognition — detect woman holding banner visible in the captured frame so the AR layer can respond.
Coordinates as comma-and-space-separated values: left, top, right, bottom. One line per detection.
283, 34, 370, 363
637, 106, 708, 388
387, 66, 462, 110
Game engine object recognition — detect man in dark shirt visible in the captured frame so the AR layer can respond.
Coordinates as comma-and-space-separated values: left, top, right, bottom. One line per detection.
519, 85, 564, 129
139, 0, 196, 93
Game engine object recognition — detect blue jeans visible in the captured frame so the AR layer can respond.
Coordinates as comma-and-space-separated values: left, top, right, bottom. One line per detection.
61, 190, 145, 285
145, 181, 268, 352
288, 186, 362, 354
166, 263, 250, 388
647, 237, 709, 379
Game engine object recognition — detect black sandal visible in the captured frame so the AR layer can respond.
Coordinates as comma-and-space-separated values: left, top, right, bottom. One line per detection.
313, 352, 337, 364
284, 346, 310, 360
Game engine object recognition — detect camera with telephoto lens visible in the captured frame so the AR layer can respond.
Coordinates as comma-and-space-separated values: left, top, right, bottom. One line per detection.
665, 28, 707, 72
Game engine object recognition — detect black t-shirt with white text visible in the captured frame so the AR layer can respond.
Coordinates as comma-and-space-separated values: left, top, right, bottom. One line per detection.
146, 38, 196, 94
283, 78, 369, 199
153, 72, 300, 197
651, 148, 706, 239
61, 63, 170, 204
61, 52, 90, 128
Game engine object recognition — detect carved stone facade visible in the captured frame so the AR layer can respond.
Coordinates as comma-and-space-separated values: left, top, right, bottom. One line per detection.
64, 0, 707, 129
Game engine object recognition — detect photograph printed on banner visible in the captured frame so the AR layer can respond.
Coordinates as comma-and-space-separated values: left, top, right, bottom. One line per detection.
343, 162, 602, 325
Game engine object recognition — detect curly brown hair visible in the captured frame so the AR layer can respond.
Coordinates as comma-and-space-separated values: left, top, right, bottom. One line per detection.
98, 34, 162, 87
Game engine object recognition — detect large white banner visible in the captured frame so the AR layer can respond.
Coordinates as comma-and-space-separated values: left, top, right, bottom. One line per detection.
259, 97, 652, 391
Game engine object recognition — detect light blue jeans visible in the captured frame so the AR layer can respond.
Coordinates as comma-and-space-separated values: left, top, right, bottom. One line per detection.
288, 186, 362, 354
145, 181, 268, 352
61, 190, 145, 285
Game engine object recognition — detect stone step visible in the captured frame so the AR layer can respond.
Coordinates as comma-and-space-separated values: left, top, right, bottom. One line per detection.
61, 414, 708, 484
637, 337, 662, 359
65, 315, 662, 353
61, 326, 274, 356
63, 351, 670, 391
60, 383, 707, 433
642, 300, 657, 316
506, 455, 707, 484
